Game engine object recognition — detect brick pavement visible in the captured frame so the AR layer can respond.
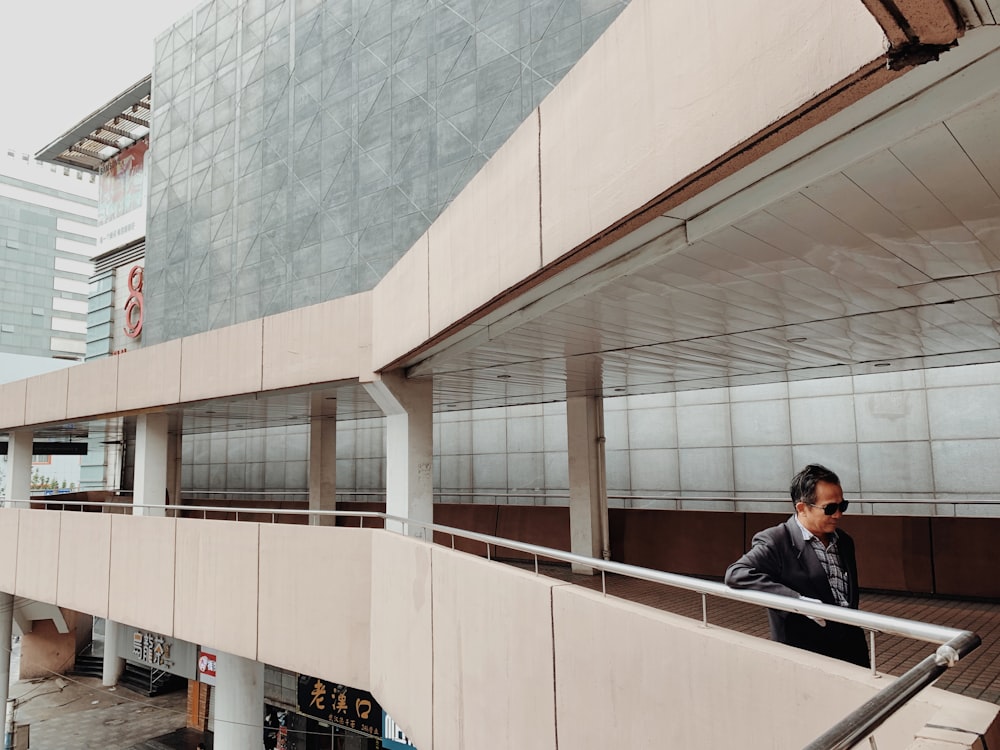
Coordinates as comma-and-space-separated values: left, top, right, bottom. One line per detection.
8, 675, 202, 750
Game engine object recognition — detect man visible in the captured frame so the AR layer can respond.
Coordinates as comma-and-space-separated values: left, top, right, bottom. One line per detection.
725, 464, 869, 666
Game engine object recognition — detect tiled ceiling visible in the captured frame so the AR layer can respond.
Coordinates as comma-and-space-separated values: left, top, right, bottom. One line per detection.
423, 90, 1000, 411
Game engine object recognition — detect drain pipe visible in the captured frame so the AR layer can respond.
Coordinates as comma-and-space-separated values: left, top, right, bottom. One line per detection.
596, 407, 611, 561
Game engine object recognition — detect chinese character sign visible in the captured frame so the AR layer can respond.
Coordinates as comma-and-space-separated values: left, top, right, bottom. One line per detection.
132, 630, 172, 669
297, 674, 385, 740
114, 624, 198, 680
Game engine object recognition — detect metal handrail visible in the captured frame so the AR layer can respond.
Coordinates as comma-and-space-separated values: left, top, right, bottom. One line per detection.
6, 497, 981, 749
170, 488, 1000, 510
804, 630, 980, 750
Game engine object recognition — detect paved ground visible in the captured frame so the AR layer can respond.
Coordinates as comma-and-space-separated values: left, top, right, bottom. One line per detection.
7, 670, 207, 750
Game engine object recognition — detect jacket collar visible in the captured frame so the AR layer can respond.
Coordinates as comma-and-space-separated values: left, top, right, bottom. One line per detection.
784, 515, 837, 602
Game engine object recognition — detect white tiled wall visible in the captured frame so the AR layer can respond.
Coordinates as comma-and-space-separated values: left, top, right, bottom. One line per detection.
181, 362, 1000, 506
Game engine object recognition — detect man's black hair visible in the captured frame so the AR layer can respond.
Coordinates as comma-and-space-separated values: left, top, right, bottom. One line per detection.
790, 464, 841, 507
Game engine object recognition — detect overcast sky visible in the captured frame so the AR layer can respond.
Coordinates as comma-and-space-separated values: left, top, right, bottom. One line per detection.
0, 0, 204, 153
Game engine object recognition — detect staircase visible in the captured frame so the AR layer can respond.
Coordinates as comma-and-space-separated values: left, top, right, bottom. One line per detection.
70, 643, 185, 697
119, 662, 186, 697
70, 650, 104, 679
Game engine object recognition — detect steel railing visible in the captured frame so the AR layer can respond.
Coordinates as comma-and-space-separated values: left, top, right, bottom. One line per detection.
5, 497, 982, 749
171, 488, 1000, 516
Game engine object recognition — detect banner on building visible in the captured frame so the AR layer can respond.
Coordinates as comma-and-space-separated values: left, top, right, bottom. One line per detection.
98, 140, 147, 254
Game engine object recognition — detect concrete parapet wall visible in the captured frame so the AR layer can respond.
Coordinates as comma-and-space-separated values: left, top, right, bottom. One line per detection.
1, 509, 998, 749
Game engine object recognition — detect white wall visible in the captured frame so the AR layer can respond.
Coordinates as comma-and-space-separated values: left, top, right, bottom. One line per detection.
180, 361, 1000, 511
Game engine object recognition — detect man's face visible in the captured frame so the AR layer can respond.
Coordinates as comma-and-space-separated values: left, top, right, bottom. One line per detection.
796, 480, 845, 540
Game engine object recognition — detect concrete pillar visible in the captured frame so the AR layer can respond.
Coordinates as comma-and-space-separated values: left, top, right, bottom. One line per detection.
566, 395, 609, 574
309, 393, 337, 527
102, 619, 125, 687
166, 428, 182, 509
214, 650, 263, 750
4, 429, 33, 508
0, 591, 12, 715
134, 412, 168, 517
362, 371, 433, 537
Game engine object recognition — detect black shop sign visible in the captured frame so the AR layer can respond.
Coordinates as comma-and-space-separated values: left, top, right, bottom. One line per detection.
297, 674, 384, 740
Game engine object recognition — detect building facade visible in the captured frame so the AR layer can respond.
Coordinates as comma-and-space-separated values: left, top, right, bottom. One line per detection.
5, 1, 1000, 748
0, 149, 96, 361
145, 0, 631, 342
0, 151, 96, 497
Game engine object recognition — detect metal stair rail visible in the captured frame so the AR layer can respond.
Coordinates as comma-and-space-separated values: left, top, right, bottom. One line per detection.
13, 498, 983, 749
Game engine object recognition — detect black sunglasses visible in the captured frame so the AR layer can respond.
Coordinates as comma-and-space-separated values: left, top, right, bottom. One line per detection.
807, 500, 849, 516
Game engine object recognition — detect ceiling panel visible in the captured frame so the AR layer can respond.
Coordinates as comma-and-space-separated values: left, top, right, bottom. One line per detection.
801, 174, 970, 281
890, 124, 1000, 258
844, 150, 1000, 276
947, 92, 1000, 196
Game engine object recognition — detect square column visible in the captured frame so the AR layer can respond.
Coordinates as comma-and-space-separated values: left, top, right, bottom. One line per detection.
134, 413, 169, 517
4, 429, 33, 508
0, 591, 12, 714
362, 371, 433, 537
567, 395, 609, 574
166, 429, 182, 507
309, 393, 337, 527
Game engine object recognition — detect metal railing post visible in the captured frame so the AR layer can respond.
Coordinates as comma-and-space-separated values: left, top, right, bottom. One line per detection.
870, 630, 877, 677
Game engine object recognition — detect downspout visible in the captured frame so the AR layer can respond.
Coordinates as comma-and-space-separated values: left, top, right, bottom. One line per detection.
596, 405, 610, 561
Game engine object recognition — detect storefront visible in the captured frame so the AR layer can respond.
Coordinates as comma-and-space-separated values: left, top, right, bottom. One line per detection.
261, 673, 415, 750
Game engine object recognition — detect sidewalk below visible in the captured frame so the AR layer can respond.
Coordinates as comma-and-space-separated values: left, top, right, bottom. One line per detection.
7, 674, 206, 750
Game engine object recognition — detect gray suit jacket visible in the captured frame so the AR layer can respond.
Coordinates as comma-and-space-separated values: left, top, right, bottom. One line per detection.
725, 516, 868, 666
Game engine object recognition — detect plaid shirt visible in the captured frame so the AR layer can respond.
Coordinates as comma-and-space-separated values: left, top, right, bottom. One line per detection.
795, 518, 850, 607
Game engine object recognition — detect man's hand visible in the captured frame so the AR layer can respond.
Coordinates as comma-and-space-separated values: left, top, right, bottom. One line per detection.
799, 596, 826, 627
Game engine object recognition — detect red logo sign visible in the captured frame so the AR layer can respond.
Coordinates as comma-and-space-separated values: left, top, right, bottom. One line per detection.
198, 651, 217, 681
124, 265, 144, 339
